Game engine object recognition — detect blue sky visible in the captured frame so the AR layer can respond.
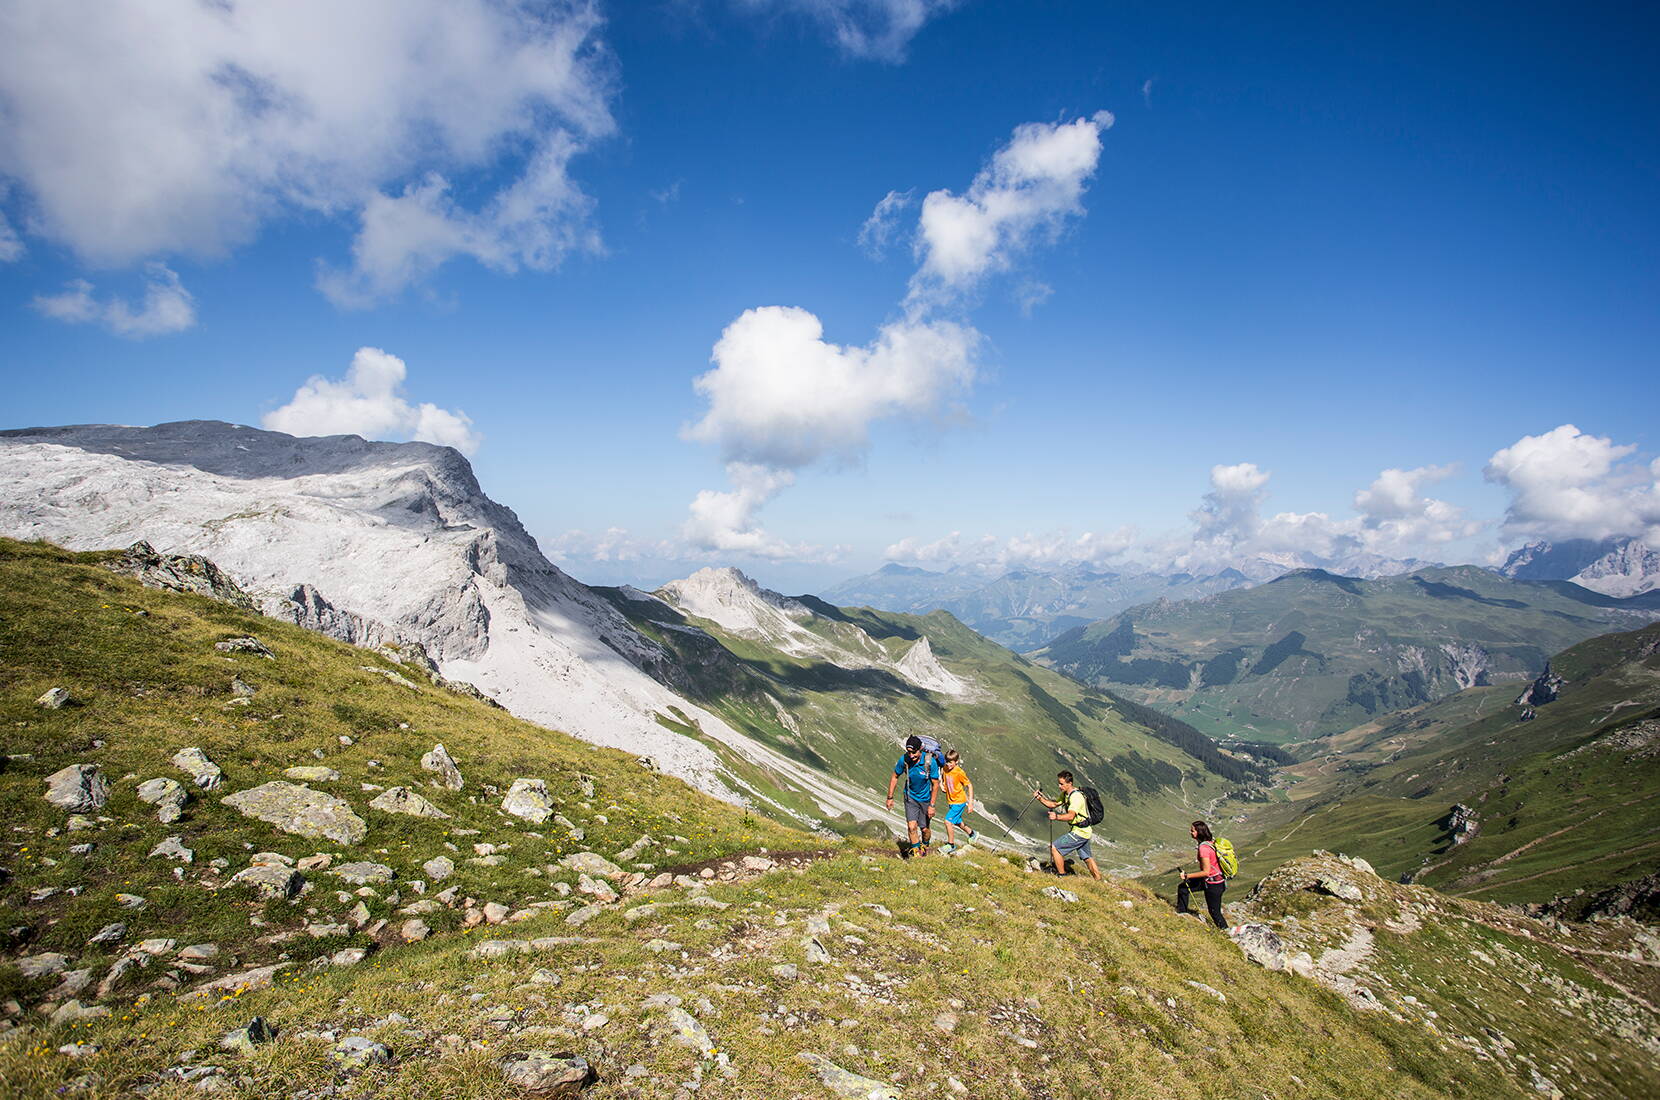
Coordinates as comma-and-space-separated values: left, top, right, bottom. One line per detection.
2, 1, 1657, 593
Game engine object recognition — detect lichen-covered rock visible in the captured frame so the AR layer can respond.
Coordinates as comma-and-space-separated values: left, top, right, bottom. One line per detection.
283, 766, 339, 783
499, 1050, 595, 1097
1316, 876, 1364, 903
229, 864, 304, 899
502, 777, 554, 823
137, 777, 190, 822
171, 747, 224, 791
665, 1008, 713, 1054
222, 781, 366, 844
104, 541, 258, 611
333, 1036, 391, 1068
331, 861, 394, 885
420, 744, 464, 791
44, 764, 109, 812
797, 1052, 901, 1099
36, 687, 72, 709
1229, 923, 1286, 971
215, 636, 275, 659
558, 852, 623, 879
423, 856, 455, 881
149, 835, 194, 863
369, 786, 449, 819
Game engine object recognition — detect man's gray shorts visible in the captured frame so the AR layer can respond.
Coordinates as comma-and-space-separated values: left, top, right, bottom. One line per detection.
1054, 832, 1093, 861
904, 797, 930, 828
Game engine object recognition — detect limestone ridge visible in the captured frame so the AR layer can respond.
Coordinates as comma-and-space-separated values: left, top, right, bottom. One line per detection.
1500, 536, 1660, 598
0, 422, 874, 814
653, 567, 975, 699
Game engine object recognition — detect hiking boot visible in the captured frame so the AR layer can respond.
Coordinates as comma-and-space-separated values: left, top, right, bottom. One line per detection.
918, 845, 930, 858
940, 843, 956, 855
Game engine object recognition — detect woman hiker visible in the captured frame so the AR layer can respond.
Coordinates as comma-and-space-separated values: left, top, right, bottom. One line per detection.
1177, 820, 1230, 930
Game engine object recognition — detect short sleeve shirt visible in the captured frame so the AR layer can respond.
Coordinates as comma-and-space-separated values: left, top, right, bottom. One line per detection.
1066, 790, 1092, 839
942, 765, 969, 805
895, 755, 939, 803
1198, 841, 1223, 885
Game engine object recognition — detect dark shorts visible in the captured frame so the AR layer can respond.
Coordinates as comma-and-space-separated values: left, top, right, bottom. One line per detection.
1054, 832, 1093, 861
904, 797, 931, 827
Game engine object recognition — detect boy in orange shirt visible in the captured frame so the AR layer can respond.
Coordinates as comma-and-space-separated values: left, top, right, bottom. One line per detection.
939, 749, 977, 853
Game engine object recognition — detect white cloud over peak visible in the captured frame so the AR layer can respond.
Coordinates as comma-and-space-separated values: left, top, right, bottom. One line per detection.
683, 463, 834, 561
684, 305, 979, 469
740, 0, 960, 61
0, 0, 612, 303
263, 347, 481, 455
1485, 424, 1660, 543
31, 264, 197, 338
908, 112, 1113, 308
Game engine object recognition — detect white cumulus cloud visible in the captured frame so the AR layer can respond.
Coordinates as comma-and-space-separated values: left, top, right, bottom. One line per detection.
683, 463, 830, 560
0, 0, 612, 304
737, 0, 960, 61
1485, 424, 1660, 544
684, 305, 979, 469
263, 347, 481, 455
908, 112, 1113, 308
31, 264, 196, 338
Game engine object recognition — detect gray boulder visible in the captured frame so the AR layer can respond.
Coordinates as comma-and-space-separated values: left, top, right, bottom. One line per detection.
283, 766, 339, 783
1316, 876, 1364, 903
502, 778, 554, 823
149, 836, 194, 863
420, 744, 464, 791
333, 1036, 391, 1068
229, 864, 304, 900
44, 765, 110, 812
499, 1051, 595, 1096
171, 748, 224, 791
37, 687, 72, 709
422, 856, 455, 881
1229, 923, 1286, 971
222, 781, 366, 844
215, 636, 275, 659
558, 852, 623, 879
369, 786, 449, 819
331, 861, 394, 886
137, 777, 190, 823
797, 1053, 901, 1100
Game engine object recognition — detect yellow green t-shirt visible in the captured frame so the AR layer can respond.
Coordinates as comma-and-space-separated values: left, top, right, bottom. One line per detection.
942, 765, 969, 805
1066, 790, 1092, 839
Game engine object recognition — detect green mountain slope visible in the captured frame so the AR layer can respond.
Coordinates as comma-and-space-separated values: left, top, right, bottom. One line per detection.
600, 576, 1271, 865
1235, 622, 1660, 906
2, 538, 1655, 1100
1034, 566, 1660, 743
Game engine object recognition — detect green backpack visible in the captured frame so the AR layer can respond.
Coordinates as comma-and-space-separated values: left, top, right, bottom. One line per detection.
1213, 837, 1239, 878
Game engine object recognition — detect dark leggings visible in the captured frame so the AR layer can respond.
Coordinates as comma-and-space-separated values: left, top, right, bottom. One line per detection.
1177, 877, 1227, 929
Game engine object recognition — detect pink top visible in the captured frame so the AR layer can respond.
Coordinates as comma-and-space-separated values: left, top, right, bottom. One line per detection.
1197, 841, 1224, 885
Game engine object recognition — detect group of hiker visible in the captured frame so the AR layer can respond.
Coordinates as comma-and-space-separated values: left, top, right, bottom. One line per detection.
887, 734, 1237, 931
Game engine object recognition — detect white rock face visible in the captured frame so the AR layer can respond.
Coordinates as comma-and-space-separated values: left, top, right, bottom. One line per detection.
0, 422, 887, 819
1573, 539, 1660, 598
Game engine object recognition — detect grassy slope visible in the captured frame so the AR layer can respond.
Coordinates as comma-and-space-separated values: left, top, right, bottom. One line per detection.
1035, 566, 1660, 743
604, 591, 1258, 864
1233, 623, 1660, 905
6, 539, 1646, 1097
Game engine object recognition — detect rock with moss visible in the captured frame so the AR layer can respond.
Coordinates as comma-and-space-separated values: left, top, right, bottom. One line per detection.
229, 864, 303, 899
222, 781, 366, 844
420, 744, 464, 790
44, 764, 109, 812
171, 747, 224, 791
797, 1052, 901, 1100
502, 777, 554, 823
369, 785, 449, 819
499, 1050, 595, 1096
136, 777, 190, 822
36, 687, 72, 709
214, 636, 274, 659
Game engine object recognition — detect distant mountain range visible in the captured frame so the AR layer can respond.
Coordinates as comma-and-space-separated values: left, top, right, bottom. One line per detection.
1497, 536, 1660, 597
823, 551, 1438, 650
1031, 566, 1660, 743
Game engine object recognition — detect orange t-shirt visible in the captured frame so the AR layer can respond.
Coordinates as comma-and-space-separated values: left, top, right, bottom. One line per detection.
942, 765, 969, 805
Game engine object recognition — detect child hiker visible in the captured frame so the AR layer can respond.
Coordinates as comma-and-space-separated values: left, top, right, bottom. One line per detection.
938, 749, 977, 853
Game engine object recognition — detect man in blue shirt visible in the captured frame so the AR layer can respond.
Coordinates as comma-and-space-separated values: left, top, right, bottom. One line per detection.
885, 735, 940, 857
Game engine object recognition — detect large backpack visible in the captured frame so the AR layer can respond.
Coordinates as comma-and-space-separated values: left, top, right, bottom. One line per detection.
1078, 787, 1105, 829
1213, 837, 1239, 878
913, 735, 951, 793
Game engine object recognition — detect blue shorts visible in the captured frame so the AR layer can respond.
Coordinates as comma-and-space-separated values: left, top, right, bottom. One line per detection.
1054, 832, 1093, 861
943, 803, 966, 825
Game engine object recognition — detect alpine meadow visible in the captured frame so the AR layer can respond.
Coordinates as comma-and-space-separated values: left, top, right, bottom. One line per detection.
1, 3, 1658, 1099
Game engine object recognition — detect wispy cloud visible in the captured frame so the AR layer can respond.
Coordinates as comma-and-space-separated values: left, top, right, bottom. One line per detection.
737, 0, 961, 62
32, 264, 196, 338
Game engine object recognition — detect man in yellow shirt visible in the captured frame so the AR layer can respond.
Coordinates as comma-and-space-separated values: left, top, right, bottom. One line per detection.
1034, 770, 1101, 880
939, 749, 977, 853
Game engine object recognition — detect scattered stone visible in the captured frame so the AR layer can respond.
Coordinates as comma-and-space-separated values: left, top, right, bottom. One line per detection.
400, 919, 432, 943
797, 1052, 900, 1100
934, 1011, 958, 1033
806, 913, 832, 936
115, 893, 146, 909
307, 923, 351, 939
804, 937, 831, 964
499, 1050, 595, 1096
1229, 923, 1286, 971
772, 963, 799, 980
665, 1008, 713, 1054
137, 777, 190, 823
50, 969, 93, 998
223, 782, 367, 844
88, 923, 126, 947
565, 905, 602, 927
68, 842, 94, 856
37, 687, 72, 709
149, 836, 195, 863
16, 952, 71, 980
369, 786, 449, 819
97, 953, 150, 998
740, 855, 774, 872
553, 814, 585, 841
171, 748, 224, 791
1315, 877, 1363, 903
229, 864, 304, 900
136, 937, 175, 956
423, 856, 455, 881
297, 854, 332, 872
284, 766, 340, 783
616, 835, 658, 863
183, 963, 289, 1000
576, 875, 617, 903
332, 861, 394, 885
502, 778, 554, 823
329, 947, 370, 967
215, 636, 275, 659
1339, 854, 1376, 876
44, 765, 110, 812
333, 1036, 392, 1068
420, 744, 464, 791
220, 1016, 277, 1052
50, 1001, 108, 1027
230, 677, 257, 698
559, 853, 623, 879
1042, 886, 1079, 903
483, 902, 510, 925
178, 944, 220, 962
1186, 980, 1227, 1002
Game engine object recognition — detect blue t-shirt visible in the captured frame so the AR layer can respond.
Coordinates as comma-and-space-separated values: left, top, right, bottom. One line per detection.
894, 754, 939, 803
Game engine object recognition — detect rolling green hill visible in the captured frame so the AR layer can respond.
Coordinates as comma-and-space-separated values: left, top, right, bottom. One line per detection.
2, 537, 1656, 1100
1034, 566, 1660, 743
1235, 621, 1660, 906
